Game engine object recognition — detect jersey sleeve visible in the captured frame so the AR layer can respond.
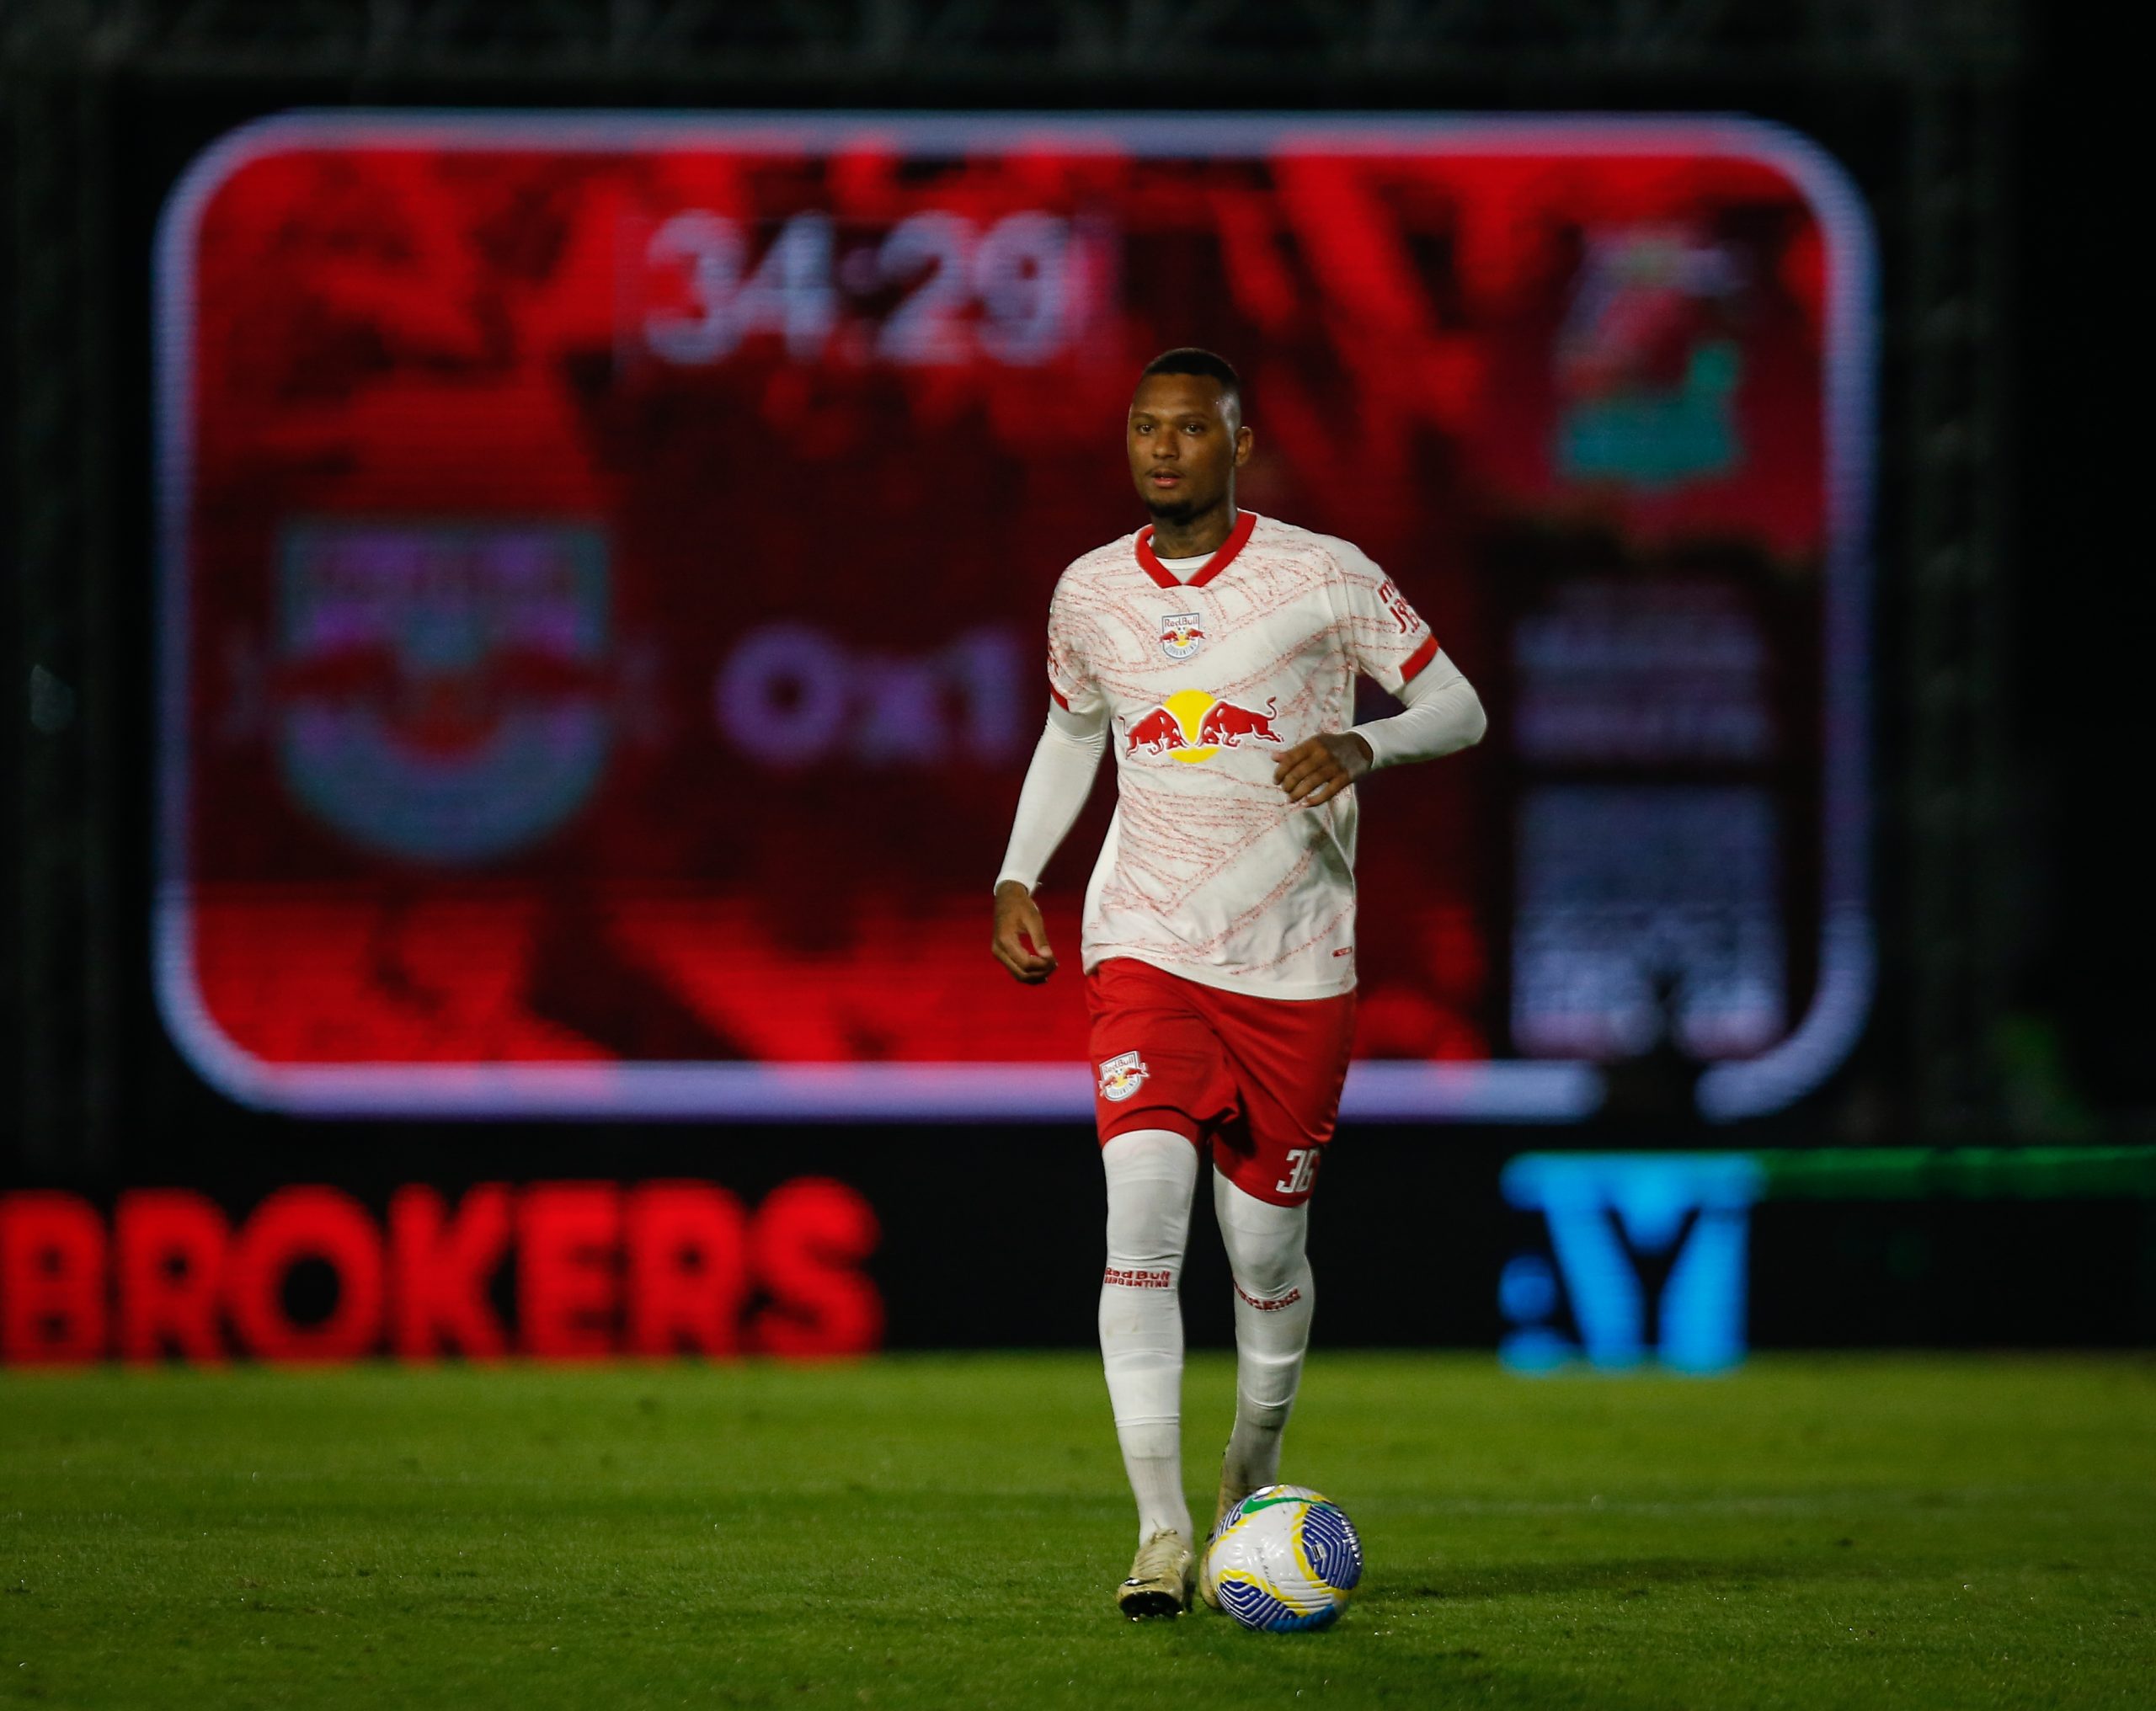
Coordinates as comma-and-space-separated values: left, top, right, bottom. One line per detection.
1337, 544, 1442, 696
1044, 575, 1110, 720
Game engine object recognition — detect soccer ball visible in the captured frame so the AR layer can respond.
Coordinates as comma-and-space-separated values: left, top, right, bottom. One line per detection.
1204, 1484, 1364, 1632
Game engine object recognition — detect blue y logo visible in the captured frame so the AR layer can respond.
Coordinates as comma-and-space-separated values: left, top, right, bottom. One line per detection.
1499, 1154, 1765, 1373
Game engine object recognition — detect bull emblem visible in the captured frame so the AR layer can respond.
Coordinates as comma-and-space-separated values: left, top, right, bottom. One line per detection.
1196, 696, 1282, 749
1124, 706, 1188, 755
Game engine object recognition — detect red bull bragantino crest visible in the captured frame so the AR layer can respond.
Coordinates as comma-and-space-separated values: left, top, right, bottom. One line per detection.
1123, 690, 1283, 764
274, 522, 612, 864
1158, 611, 1204, 661
1097, 1051, 1150, 1101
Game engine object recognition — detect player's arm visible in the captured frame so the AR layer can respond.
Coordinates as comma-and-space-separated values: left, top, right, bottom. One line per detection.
1277, 550, 1486, 808
991, 700, 1108, 983
1274, 653, 1486, 808
1353, 648, 1486, 768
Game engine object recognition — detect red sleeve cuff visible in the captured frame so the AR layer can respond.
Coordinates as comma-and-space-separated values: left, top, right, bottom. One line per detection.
1399, 633, 1439, 684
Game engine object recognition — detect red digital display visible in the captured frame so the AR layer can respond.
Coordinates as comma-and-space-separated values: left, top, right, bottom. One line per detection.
155, 114, 1874, 1121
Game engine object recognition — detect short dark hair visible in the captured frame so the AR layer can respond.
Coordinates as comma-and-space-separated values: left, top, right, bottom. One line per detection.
1139, 347, 1242, 398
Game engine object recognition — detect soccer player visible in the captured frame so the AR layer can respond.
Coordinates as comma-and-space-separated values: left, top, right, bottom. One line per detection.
990, 349, 1488, 1618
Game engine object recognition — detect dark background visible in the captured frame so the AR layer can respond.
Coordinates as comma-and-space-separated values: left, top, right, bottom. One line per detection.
3, 0, 2148, 1350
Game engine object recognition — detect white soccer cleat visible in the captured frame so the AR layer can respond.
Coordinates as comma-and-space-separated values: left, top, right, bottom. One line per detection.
1116, 1528, 1194, 1619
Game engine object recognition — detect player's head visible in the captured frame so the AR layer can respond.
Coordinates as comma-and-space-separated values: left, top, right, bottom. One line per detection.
1128, 348, 1253, 525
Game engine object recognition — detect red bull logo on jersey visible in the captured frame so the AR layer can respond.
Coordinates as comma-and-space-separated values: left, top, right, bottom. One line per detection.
1097, 1050, 1150, 1102
1197, 696, 1283, 749
1159, 611, 1205, 661
1123, 690, 1283, 764
1126, 705, 1189, 755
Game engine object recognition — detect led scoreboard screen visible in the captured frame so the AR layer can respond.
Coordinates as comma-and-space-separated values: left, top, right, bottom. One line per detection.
155, 114, 1874, 1122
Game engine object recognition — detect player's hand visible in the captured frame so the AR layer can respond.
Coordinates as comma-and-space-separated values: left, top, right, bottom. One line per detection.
1273, 732, 1372, 808
990, 881, 1059, 983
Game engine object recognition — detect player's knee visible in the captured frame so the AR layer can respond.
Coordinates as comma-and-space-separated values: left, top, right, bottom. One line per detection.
1215, 1186, 1309, 1300
1104, 1193, 1191, 1271
1220, 1217, 1308, 1300
1103, 1236, 1183, 1280
1103, 1128, 1198, 1270
1230, 1250, 1308, 1305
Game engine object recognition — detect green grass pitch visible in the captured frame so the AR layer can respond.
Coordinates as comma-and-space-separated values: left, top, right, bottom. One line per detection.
3, 1354, 2151, 1708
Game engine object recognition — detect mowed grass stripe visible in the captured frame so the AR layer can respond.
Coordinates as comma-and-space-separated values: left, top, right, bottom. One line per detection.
2, 1354, 2151, 1709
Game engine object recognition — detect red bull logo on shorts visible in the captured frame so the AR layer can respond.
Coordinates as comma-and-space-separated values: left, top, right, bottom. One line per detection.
1097, 1050, 1150, 1101
1122, 690, 1283, 764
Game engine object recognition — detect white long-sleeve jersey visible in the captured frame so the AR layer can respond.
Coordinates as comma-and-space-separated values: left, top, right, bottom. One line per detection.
995, 510, 1485, 999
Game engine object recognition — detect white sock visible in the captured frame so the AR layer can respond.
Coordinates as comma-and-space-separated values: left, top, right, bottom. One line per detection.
1099, 1129, 1198, 1543
1214, 1170, 1315, 1503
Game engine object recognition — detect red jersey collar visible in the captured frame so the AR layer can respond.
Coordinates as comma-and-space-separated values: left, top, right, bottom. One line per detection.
1135, 508, 1257, 591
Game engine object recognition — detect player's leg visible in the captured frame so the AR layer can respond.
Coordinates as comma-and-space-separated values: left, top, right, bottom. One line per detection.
1100, 1127, 1198, 1547
1086, 957, 1240, 1618
1182, 978, 1354, 1605
1212, 1167, 1314, 1511
1100, 1127, 1199, 1616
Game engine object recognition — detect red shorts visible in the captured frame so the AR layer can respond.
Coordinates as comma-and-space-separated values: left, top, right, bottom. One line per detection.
1086, 957, 1356, 1207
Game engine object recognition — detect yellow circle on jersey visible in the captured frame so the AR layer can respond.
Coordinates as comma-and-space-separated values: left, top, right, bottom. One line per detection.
1162, 689, 1220, 763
